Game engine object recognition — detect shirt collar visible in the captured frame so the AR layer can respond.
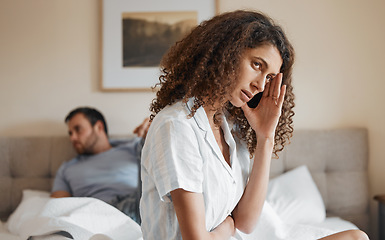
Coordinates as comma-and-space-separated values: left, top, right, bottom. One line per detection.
186, 98, 210, 132
186, 98, 237, 174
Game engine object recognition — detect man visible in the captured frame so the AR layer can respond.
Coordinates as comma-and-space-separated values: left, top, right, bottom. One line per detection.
51, 107, 150, 224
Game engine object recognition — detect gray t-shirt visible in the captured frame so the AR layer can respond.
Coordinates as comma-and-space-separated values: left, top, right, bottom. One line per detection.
52, 137, 142, 204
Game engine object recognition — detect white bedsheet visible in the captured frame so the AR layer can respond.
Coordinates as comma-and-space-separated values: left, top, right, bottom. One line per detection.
0, 221, 21, 240
4, 193, 142, 240
233, 202, 356, 240
2, 190, 358, 240
308, 217, 358, 232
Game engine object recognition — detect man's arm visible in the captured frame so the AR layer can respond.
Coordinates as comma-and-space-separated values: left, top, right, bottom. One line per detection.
51, 161, 73, 198
51, 190, 72, 198
133, 117, 151, 138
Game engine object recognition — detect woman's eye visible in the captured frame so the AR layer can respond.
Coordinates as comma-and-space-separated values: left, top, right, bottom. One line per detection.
253, 62, 261, 69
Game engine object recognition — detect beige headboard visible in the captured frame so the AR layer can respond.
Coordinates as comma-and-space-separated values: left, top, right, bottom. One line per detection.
0, 136, 76, 221
0, 128, 370, 233
270, 128, 370, 233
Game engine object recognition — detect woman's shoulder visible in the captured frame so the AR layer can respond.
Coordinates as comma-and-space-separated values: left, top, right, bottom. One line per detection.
143, 100, 204, 156
152, 101, 192, 126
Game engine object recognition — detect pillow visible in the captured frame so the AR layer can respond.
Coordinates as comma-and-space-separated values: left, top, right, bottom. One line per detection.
266, 165, 326, 224
5, 189, 50, 234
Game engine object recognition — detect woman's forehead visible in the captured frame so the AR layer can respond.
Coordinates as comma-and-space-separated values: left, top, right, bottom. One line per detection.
244, 45, 283, 72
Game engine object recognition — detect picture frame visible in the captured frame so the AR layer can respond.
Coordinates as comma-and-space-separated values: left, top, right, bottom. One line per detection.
101, 0, 217, 92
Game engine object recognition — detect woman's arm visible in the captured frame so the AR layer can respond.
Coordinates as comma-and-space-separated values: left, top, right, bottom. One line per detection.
233, 73, 286, 233
231, 139, 273, 233
171, 188, 236, 240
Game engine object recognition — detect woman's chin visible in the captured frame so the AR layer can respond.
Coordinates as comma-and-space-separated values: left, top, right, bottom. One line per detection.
230, 100, 247, 108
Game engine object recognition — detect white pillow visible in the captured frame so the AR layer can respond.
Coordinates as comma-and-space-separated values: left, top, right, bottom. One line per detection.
6, 189, 50, 234
266, 165, 326, 224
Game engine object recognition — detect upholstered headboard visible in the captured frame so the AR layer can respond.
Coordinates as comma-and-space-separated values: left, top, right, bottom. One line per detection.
0, 136, 76, 221
0, 128, 370, 233
270, 128, 369, 233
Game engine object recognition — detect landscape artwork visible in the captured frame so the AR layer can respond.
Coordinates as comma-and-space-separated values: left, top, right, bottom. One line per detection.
122, 11, 197, 67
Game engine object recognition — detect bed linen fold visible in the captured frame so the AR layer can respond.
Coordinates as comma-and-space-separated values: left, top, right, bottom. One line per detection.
5, 191, 357, 240
6, 197, 142, 240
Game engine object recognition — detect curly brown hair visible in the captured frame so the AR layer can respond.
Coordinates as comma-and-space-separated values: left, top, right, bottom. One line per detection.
150, 10, 295, 157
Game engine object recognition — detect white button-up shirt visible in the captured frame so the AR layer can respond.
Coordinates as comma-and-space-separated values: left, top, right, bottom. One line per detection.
140, 99, 251, 239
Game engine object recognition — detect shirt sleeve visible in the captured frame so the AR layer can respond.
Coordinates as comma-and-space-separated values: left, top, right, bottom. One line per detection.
142, 118, 204, 202
51, 162, 72, 194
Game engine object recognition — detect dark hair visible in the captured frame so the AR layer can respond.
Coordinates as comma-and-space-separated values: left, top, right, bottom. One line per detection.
65, 107, 108, 135
150, 10, 295, 157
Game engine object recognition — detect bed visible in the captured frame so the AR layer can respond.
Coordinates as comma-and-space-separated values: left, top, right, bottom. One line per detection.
0, 128, 370, 239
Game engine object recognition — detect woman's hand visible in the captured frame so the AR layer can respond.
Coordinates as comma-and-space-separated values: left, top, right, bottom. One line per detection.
241, 73, 286, 141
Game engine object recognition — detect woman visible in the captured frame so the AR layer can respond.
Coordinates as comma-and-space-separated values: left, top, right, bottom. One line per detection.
140, 10, 368, 240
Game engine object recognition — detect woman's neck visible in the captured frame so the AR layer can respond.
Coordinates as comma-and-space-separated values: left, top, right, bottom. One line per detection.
203, 106, 217, 126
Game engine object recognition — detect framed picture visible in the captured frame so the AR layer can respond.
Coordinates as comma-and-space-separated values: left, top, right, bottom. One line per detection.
101, 0, 217, 91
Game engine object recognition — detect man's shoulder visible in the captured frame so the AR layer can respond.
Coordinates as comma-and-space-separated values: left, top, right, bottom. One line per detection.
109, 136, 141, 148
109, 137, 142, 155
57, 156, 79, 172
104, 137, 143, 158
64, 156, 80, 165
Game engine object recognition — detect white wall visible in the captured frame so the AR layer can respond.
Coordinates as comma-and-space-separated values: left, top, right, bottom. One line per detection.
0, 0, 155, 137
1, 0, 384, 238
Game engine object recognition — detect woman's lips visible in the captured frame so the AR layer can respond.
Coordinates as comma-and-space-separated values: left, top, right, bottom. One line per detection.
241, 90, 254, 102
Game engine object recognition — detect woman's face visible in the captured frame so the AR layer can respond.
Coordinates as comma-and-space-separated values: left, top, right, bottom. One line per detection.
229, 44, 283, 108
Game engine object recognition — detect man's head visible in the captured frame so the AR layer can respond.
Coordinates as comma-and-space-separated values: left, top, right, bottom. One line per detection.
65, 107, 110, 155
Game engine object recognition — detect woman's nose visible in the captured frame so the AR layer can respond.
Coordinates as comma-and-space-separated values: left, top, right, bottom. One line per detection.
252, 75, 268, 93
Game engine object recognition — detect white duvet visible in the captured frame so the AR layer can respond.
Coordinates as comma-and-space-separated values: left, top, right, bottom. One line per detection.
233, 202, 355, 240
0, 190, 357, 240
3, 190, 142, 240
2, 166, 358, 240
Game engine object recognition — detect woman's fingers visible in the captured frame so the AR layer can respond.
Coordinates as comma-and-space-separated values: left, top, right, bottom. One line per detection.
268, 74, 276, 97
263, 73, 283, 106
278, 84, 286, 108
262, 81, 271, 98
272, 73, 282, 99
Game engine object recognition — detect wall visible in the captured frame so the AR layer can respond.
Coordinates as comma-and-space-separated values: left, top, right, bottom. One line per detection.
0, 0, 155, 137
1, 0, 384, 238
